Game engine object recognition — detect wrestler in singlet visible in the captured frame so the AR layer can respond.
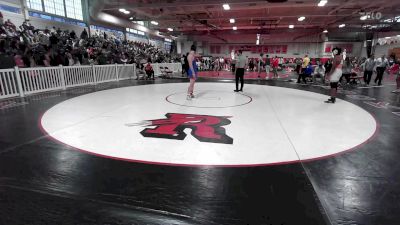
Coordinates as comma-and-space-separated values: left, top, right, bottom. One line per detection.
187, 58, 198, 79
325, 47, 343, 103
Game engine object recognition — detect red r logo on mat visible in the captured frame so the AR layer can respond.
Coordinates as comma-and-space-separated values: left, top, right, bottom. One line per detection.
139, 113, 233, 144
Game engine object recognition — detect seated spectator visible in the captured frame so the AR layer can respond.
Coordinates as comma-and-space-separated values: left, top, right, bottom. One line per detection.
14, 54, 25, 67
144, 62, 154, 80
119, 53, 128, 64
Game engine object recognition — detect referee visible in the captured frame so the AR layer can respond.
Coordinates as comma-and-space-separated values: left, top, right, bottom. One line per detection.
234, 50, 247, 92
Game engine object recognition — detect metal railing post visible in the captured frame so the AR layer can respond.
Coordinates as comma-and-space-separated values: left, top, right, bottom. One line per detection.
14, 66, 25, 97
92, 64, 97, 85
133, 64, 136, 80
115, 63, 119, 81
59, 65, 66, 90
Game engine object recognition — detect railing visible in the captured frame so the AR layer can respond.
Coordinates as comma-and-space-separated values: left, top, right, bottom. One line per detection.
0, 69, 20, 99
94, 65, 117, 83
117, 64, 135, 80
19, 66, 63, 95
64, 65, 94, 88
0, 63, 137, 100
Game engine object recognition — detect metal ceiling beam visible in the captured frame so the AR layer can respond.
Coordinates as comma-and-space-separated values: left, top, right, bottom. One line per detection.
104, 0, 348, 10
156, 14, 355, 22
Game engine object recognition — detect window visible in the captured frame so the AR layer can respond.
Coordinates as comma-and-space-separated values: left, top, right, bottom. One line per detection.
27, 0, 83, 20
137, 31, 145, 36
29, 12, 86, 27
27, 0, 43, 11
65, 0, 83, 20
54, 0, 65, 16
44, 0, 63, 16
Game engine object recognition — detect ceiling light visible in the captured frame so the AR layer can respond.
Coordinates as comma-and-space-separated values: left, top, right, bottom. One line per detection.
129, 17, 133, 20
223, 4, 230, 10
123, 10, 130, 14
233, 26, 237, 30
318, 0, 327, 7
323, 29, 328, 33
151, 21, 159, 25
339, 24, 345, 28
298, 16, 305, 21
360, 15, 368, 20
385, 37, 390, 39
230, 18, 235, 23
167, 28, 173, 31
119, 8, 126, 12
289, 25, 294, 29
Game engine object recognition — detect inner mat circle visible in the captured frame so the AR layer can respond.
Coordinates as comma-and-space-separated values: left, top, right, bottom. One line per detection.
166, 90, 252, 108
41, 83, 377, 167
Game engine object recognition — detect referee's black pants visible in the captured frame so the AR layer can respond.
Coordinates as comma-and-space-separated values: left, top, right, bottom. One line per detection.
375, 67, 385, 85
235, 68, 245, 91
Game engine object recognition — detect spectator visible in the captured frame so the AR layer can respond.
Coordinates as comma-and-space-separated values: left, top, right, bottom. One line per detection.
340, 57, 353, 84
0, 48, 16, 69
374, 54, 389, 86
144, 62, 154, 80
265, 54, 271, 79
0, 19, 175, 68
272, 56, 279, 78
313, 61, 326, 84
361, 55, 375, 85
297, 63, 313, 84
324, 59, 332, 76
301, 54, 310, 74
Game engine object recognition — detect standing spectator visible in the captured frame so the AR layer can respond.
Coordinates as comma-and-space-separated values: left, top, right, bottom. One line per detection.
272, 56, 279, 78
295, 58, 302, 74
340, 57, 352, 84
324, 59, 332, 77
181, 54, 186, 76
278, 57, 283, 68
301, 54, 310, 74
258, 53, 264, 78
265, 54, 271, 79
80, 28, 88, 40
297, 63, 313, 84
248, 59, 254, 72
361, 55, 375, 85
374, 55, 389, 86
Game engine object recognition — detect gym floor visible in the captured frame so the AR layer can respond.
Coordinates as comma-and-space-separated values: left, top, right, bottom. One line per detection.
0, 73, 399, 225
